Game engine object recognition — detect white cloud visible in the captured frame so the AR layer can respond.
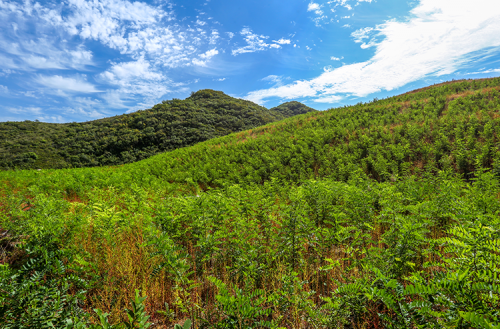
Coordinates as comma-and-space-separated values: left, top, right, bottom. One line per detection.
331, 56, 344, 61
313, 95, 343, 103
308, 3, 323, 15
262, 75, 282, 83
467, 68, 500, 75
36, 75, 100, 93
199, 48, 219, 59
273, 38, 291, 45
232, 28, 275, 55
209, 30, 220, 44
100, 58, 170, 99
35, 115, 66, 123
214, 77, 226, 81
193, 48, 219, 66
0, 0, 218, 70
101, 58, 163, 83
0, 85, 8, 94
7, 107, 44, 115
246, 0, 500, 104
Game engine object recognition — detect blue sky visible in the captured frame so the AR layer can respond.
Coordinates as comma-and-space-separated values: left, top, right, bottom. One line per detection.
1, 0, 500, 122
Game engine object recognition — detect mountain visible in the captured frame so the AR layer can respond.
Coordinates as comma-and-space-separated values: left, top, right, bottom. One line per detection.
1, 78, 500, 328
0, 89, 316, 170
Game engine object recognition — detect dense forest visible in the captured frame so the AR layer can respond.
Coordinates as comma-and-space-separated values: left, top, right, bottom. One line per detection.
0, 90, 315, 170
1, 78, 500, 328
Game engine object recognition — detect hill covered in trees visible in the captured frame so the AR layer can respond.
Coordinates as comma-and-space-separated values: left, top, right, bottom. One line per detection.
1, 78, 500, 328
0, 89, 316, 170
269, 101, 317, 117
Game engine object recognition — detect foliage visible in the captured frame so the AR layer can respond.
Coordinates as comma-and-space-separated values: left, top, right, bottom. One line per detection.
0, 237, 89, 328
0, 90, 315, 170
1, 78, 500, 328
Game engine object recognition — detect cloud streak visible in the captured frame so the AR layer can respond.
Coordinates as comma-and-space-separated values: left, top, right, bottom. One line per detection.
246, 0, 500, 104
232, 28, 290, 55
36, 75, 100, 93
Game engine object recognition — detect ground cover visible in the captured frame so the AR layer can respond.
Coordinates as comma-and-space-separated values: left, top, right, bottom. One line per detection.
1, 78, 499, 328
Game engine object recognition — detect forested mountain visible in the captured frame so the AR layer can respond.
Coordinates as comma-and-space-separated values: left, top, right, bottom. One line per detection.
269, 101, 316, 117
0, 89, 315, 170
1, 78, 500, 328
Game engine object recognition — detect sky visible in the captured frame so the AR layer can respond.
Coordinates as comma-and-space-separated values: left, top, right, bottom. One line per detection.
0, 0, 500, 123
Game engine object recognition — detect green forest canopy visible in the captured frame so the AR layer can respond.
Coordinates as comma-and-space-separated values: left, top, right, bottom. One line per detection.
0, 90, 315, 170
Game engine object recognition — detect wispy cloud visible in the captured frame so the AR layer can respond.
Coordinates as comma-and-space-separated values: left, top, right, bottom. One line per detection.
307, 0, 373, 26
232, 28, 290, 55
99, 58, 170, 105
193, 48, 219, 66
7, 107, 44, 115
313, 95, 343, 103
36, 75, 100, 93
466, 68, 500, 75
247, 0, 500, 104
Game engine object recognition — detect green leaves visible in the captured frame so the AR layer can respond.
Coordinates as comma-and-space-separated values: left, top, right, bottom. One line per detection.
123, 290, 151, 329
173, 319, 191, 329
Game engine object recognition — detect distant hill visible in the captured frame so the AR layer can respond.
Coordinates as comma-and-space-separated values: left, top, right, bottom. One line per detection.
0, 90, 316, 170
269, 101, 316, 117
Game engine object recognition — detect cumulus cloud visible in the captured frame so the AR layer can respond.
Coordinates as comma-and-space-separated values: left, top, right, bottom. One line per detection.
246, 0, 500, 104
308, 3, 323, 15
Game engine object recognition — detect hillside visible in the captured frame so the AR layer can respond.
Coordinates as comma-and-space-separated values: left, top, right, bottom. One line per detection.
1, 78, 499, 328
269, 101, 317, 117
0, 89, 315, 170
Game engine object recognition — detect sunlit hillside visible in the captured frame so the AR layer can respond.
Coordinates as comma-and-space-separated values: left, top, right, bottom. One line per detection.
1, 78, 499, 328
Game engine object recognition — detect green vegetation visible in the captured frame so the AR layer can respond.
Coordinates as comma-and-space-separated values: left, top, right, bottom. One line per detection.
0, 90, 315, 170
269, 101, 317, 117
1, 78, 500, 328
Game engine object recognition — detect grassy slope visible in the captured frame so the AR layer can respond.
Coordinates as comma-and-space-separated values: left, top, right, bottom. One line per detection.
0, 89, 315, 170
1, 78, 500, 328
11, 76, 500, 195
